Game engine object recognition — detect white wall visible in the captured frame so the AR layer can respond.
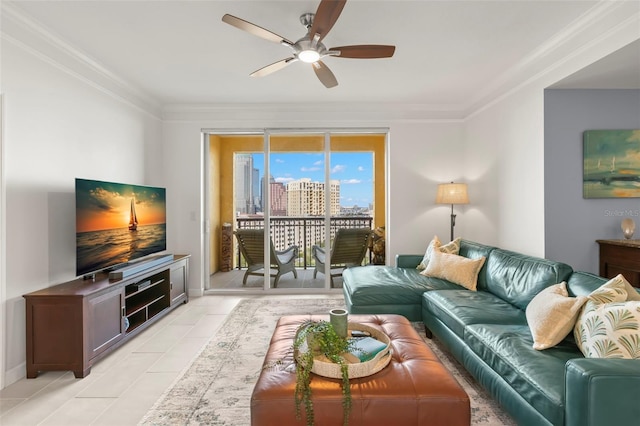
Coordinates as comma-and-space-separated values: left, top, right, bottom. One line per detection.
1, 38, 162, 386
388, 122, 466, 254
464, 85, 546, 255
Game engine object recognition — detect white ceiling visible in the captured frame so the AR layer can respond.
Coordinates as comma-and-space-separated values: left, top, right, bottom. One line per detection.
4, 1, 639, 111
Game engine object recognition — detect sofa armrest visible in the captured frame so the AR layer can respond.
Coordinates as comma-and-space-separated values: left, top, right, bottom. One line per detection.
395, 254, 423, 268
565, 358, 640, 426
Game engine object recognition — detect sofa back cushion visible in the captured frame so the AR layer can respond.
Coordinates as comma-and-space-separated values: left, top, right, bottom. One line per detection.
568, 271, 640, 300
485, 249, 573, 310
566, 271, 608, 296
459, 240, 495, 291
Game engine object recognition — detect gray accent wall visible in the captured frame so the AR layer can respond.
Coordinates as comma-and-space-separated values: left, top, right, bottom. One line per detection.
544, 89, 640, 274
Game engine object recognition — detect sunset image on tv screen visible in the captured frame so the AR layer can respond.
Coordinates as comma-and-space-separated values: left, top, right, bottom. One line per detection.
75, 178, 167, 276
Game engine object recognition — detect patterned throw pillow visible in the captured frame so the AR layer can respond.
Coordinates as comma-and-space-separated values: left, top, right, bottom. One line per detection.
574, 274, 640, 358
622, 279, 640, 301
420, 250, 486, 291
526, 282, 587, 350
416, 236, 461, 270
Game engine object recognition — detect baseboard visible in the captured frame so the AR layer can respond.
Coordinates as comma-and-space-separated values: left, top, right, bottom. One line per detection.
3, 362, 25, 389
189, 288, 204, 298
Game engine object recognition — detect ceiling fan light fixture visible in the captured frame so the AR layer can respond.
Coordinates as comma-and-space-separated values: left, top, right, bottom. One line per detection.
222, 0, 396, 88
298, 49, 320, 63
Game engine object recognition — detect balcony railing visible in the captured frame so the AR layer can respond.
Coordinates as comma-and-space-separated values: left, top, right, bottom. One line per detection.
235, 216, 373, 269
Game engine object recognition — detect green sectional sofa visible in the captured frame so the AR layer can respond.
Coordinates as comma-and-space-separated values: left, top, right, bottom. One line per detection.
342, 240, 640, 426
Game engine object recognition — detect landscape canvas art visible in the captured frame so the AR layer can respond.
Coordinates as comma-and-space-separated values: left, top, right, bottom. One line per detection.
583, 129, 640, 198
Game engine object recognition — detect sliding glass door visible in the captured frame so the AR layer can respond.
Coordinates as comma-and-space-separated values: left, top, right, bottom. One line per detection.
206, 128, 387, 292
266, 131, 327, 289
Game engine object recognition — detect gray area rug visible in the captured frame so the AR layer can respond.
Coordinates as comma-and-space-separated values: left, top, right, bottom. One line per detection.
140, 297, 516, 425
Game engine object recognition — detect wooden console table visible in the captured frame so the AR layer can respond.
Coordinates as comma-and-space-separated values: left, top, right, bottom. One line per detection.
23, 254, 189, 378
596, 240, 640, 288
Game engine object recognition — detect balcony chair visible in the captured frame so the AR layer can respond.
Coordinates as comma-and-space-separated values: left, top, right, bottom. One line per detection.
312, 228, 373, 287
234, 229, 299, 288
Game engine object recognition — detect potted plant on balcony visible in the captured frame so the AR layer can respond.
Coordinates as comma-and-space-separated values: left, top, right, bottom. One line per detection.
293, 320, 354, 426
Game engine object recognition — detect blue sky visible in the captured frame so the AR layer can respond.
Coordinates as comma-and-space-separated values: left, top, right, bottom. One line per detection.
253, 152, 373, 207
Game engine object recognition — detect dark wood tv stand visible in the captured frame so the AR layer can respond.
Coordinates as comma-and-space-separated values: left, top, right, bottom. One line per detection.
23, 254, 190, 379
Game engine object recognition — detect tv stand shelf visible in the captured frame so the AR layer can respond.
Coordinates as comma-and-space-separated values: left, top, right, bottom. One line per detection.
23, 254, 189, 379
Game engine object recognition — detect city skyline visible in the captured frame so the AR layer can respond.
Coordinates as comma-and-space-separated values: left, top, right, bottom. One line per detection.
253, 152, 374, 207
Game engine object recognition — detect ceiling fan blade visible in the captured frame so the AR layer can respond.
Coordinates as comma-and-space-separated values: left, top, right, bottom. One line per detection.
250, 57, 297, 77
222, 14, 293, 46
330, 45, 396, 59
309, 0, 347, 42
312, 60, 338, 88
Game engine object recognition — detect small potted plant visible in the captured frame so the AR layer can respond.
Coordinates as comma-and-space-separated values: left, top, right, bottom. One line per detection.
292, 320, 355, 426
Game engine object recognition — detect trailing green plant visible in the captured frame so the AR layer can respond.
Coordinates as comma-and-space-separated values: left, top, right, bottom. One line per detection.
292, 320, 355, 426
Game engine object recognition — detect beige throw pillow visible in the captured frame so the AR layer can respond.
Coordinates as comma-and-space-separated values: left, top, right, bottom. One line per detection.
416, 236, 461, 270
526, 282, 587, 350
421, 250, 485, 291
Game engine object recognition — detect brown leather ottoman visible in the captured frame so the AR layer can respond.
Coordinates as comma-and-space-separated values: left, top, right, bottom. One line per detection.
251, 314, 470, 426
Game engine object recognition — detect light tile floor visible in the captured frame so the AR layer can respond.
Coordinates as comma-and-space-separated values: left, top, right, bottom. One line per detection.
0, 293, 339, 425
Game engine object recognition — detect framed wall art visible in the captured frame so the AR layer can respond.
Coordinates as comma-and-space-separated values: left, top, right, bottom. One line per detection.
583, 129, 640, 198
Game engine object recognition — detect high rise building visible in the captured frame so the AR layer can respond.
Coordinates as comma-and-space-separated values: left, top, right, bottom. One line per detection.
286, 178, 340, 216
252, 166, 261, 212
269, 176, 287, 216
234, 154, 253, 215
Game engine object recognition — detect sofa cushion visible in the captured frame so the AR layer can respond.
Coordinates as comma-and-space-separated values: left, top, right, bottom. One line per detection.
566, 271, 608, 297
565, 270, 639, 299
343, 266, 459, 306
422, 290, 527, 338
420, 250, 486, 291
525, 282, 587, 350
485, 249, 573, 310
465, 323, 582, 426
458, 240, 495, 291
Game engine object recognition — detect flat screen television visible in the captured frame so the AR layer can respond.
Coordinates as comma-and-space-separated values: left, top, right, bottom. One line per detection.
75, 178, 167, 278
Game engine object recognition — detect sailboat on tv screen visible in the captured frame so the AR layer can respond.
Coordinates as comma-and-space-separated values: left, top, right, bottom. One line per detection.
128, 197, 138, 231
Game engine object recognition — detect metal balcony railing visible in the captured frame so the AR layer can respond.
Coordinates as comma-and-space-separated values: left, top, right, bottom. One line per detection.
235, 216, 373, 269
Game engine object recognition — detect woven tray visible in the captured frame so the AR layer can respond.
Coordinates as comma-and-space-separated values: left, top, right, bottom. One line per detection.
295, 322, 392, 379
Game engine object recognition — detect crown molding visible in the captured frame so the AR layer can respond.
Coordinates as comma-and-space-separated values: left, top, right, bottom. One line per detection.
1, 2, 162, 119
463, 0, 640, 118
162, 103, 466, 123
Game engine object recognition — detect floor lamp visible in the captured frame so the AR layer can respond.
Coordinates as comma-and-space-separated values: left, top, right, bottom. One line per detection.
436, 182, 469, 242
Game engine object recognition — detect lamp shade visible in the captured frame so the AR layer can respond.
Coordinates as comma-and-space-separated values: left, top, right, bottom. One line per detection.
436, 182, 469, 205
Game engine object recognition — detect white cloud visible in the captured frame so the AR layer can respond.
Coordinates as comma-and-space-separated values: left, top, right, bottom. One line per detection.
341, 179, 361, 184
331, 164, 346, 173
313, 160, 323, 166
357, 166, 365, 172
275, 158, 285, 163
275, 177, 295, 183
301, 167, 321, 172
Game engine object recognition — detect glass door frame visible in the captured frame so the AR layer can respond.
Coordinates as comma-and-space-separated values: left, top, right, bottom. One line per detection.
203, 127, 390, 293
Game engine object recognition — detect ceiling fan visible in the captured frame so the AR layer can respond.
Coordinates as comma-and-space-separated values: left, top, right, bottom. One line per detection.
222, 0, 395, 88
